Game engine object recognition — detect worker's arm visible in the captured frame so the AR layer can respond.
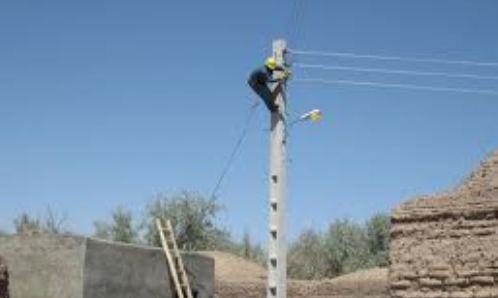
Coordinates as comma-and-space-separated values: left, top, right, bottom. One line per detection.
271, 67, 292, 82
274, 65, 286, 71
267, 76, 280, 83
266, 69, 281, 83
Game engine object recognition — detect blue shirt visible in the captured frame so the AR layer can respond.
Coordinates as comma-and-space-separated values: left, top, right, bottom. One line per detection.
248, 66, 277, 85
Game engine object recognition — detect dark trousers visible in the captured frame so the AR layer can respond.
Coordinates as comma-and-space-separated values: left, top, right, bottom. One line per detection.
248, 80, 279, 112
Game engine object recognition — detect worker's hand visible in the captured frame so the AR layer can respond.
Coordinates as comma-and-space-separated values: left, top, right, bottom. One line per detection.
284, 69, 292, 79
275, 69, 292, 81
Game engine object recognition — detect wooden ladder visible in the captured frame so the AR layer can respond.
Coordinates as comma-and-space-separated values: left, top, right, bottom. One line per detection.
155, 219, 194, 298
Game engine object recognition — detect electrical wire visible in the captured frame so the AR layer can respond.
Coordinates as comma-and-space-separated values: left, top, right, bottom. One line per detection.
289, 49, 498, 67
295, 78, 498, 96
290, 0, 309, 49
294, 63, 498, 81
209, 101, 260, 199
285, 0, 302, 44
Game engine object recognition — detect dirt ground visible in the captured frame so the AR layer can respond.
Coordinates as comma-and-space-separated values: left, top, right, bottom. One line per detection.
201, 251, 388, 298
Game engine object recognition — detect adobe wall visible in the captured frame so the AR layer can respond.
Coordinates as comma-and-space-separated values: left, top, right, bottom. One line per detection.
389, 151, 498, 298
0, 234, 214, 298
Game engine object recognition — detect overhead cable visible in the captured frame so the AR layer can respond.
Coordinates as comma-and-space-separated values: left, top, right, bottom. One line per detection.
295, 78, 498, 96
288, 0, 309, 49
210, 101, 260, 199
290, 49, 498, 67
294, 63, 498, 81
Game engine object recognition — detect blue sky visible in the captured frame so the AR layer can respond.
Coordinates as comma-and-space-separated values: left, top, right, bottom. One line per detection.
1, 0, 498, 243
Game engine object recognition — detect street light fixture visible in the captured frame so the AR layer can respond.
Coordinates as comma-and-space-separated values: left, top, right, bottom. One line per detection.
299, 109, 323, 122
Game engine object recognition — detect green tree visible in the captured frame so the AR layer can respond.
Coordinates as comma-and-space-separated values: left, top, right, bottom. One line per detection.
44, 206, 68, 234
288, 228, 327, 279
242, 230, 251, 259
245, 241, 266, 266
14, 207, 69, 235
323, 219, 371, 277
93, 206, 139, 244
231, 230, 266, 266
144, 191, 230, 250
14, 213, 42, 234
365, 213, 390, 266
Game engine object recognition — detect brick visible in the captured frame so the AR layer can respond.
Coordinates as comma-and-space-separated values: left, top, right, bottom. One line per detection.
470, 275, 495, 285
419, 278, 442, 287
474, 288, 498, 298
391, 280, 411, 289
458, 270, 480, 278
448, 291, 473, 298
445, 277, 468, 286
429, 270, 451, 279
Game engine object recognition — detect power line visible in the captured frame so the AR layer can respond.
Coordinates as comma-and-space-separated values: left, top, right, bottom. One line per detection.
295, 78, 498, 96
285, 0, 303, 44
210, 101, 260, 199
289, 0, 309, 49
290, 49, 498, 67
294, 63, 498, 81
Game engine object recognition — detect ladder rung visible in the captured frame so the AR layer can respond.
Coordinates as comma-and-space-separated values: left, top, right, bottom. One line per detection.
156, 218, 193, 298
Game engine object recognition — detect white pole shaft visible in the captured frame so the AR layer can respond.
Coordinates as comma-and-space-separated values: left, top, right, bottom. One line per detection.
267, 39, 287, 298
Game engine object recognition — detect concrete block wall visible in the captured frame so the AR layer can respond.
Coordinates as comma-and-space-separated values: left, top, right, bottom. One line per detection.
0, 234, 85, 298
389, 151, 498, 298
0, 234, 214, 298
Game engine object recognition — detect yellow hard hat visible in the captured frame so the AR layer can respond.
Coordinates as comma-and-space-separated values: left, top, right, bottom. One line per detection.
265, 57, 277, 70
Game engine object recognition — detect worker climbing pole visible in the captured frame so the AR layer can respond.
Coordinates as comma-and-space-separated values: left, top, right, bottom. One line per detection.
248, 45, 291, 113
248, 39, 290, 298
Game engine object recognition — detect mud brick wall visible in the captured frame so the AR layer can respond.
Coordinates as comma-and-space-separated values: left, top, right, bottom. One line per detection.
390, 151, 498, 298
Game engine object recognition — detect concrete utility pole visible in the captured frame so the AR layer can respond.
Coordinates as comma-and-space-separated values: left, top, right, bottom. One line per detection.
267, 39, 288, 298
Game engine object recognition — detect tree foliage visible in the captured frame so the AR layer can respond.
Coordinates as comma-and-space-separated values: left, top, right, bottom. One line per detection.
13, 207, 68, 235
89, 190, 391, 280
92, 191, 265, 264
324, 219, 371, 276
365, 213, 390, 266
93, 206, 139, 244
144, 191, 230, 251
14, 213, 41, 234
43, 206, 68, 234
288, 228, 327, 279
287, 213, 390, 279
225, 230, 266, 266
